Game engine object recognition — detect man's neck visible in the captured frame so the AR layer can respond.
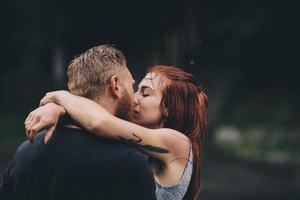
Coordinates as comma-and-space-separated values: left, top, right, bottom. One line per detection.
61, 94, 118, 130
94, 96, 117, 115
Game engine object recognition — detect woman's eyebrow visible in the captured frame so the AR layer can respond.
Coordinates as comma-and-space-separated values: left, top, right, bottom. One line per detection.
138, 85, 156, 94
140, 86, 154, 91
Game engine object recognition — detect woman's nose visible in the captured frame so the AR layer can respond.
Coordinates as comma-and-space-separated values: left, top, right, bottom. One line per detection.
134, 93, 139, 105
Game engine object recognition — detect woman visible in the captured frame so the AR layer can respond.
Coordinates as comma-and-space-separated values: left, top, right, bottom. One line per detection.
25, 65, 208, 200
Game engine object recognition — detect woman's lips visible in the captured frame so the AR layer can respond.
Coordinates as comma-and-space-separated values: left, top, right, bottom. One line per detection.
133, 110, 139, 119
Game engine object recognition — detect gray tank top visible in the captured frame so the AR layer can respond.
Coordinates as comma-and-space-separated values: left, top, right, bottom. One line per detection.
155, 147, 193, 200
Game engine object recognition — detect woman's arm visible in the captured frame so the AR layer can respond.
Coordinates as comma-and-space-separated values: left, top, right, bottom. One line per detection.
25, 103, 66, 143
40, 91, 190, 163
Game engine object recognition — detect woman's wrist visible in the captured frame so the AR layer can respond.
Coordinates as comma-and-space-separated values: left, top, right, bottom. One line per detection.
57, 104, 66, 117
47, 102, 66, 117
54, 90, 70, 107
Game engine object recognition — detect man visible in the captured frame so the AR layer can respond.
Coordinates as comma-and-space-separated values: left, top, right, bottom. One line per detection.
0, 45, 157, 200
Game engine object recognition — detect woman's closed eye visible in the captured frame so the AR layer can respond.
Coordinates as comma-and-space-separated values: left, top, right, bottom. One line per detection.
139, 86, 154, 97
142, 93, 150, 97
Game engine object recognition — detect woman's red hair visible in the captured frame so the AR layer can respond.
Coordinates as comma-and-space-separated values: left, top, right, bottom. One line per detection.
147, 65, 208, 200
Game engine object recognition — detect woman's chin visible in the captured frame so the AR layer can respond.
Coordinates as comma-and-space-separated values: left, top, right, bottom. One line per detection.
131, 117, 146, 126
132, 115, 155, 128
131, 115, 140, 124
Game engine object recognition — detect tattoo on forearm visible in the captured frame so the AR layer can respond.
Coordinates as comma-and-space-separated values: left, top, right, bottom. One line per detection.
118, 133, 169, 153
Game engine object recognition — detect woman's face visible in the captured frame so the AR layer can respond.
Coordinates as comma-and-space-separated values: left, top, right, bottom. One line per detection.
133, 72, 167, 129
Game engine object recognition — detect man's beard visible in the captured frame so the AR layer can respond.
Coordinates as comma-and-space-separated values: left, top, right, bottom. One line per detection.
115, 90, 134, 121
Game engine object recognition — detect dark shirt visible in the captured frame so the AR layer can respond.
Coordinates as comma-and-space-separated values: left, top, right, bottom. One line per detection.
0, 126, 156, 200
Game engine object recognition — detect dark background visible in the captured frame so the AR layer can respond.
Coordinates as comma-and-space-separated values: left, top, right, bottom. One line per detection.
0, 0, 299, 199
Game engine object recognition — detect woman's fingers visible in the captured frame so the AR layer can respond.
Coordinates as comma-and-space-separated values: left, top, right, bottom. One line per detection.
26, 117, 40, 142
28, 120, 47, 142
24, 112, 33, 125
40, 96, 54, 106
40, 90, 69, 106
39, 97, 48, 106
25, 103, 62, 143
44, 126, 56, 144
40, 93, 51, 106
25, 126, 32, 141
25, 108, 44, 141
25, 115, 37, 139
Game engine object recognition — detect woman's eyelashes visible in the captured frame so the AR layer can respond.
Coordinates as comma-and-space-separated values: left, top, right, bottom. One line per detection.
137, 86, 154, 97
142, 93, 150, 97
142, 89, 153, 97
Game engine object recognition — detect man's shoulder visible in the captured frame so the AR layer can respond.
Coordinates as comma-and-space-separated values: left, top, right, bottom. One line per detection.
12, 127, 146, 165
51, 126, 144, 158
55, 126, 134, 146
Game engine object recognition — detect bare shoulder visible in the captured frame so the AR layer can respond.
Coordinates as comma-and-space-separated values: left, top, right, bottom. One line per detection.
154, 128, 189, 142
152, 128, 190, 157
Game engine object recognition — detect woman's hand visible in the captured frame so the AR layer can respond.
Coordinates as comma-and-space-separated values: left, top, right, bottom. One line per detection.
25, 103, 66, 143
40, 90, 70, 106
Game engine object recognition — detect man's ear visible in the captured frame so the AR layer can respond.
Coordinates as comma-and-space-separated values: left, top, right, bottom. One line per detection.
109, 75, 122, 98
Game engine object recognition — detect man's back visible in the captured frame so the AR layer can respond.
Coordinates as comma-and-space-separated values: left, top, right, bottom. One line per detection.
0, 126, 156, 200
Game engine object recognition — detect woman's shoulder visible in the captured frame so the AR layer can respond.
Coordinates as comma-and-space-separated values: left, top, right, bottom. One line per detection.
154, 128, 190, 151
151, 128, 191, 163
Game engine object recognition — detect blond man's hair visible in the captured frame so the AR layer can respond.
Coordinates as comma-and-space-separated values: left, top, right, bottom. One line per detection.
67, 44, 127, 100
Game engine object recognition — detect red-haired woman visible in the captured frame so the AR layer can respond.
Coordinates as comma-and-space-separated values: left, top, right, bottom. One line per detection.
25, 65, 208, 200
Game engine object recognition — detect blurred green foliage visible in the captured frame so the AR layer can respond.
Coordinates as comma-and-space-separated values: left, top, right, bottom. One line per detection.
214, 127, 300, 162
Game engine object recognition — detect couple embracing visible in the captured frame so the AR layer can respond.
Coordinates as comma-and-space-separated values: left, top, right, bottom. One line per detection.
0, 45, 207, 200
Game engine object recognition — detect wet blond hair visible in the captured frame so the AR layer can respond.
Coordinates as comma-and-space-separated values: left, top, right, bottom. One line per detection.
67, 44, 127, 100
